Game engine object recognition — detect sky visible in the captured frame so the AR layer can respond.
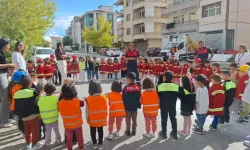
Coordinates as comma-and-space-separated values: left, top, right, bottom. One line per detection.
44, 0, 119, 41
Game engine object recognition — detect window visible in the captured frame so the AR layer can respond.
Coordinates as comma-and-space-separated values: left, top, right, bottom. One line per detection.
174, 15, 184, 24
140, 11, 145, 18
174, 0, 184, 5
126, 0, 130, 7
126, 14, 130, 21
127, 28, 131, 35
86, 14, 94, 27
178, 42, 184, 50
139, 26, 145, 34
189, 12, 198, 21
202, 2, 221, 18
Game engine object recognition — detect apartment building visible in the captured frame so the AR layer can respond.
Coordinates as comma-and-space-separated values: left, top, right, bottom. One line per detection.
71, 16, 81, 48
66, 27, 72, 37
114, 0, 168, 52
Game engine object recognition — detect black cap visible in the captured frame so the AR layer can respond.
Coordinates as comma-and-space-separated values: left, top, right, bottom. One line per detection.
126, 72, 136, 80
0, 39, 9, 49
27, 60, 33, 63
164, 71, 173, 81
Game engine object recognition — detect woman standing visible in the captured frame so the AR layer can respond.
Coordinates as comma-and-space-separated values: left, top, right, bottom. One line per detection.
12, 41, 26, 71
235, 44, 250, 67
55, 42, 67, 85
170, 47, 179, 61
0, 39, 16, 128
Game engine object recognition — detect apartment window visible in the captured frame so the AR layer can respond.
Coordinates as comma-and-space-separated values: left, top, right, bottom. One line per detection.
127, 28, 131, 35
126, 14, 130, 21
173, 15, 184, 24
140, 10, 145, 18
139, 25, 145, 34
189, 12, 198, 21
96, 13, 100, 20
126, 0, 130, 7
174, 0, 184, 5
202, 2, 221, 18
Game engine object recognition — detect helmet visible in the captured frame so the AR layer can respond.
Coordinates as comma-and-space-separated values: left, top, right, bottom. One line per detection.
195, 58, 202, 63
72, 55, 77, 59
238, 65, 250, 73
50, 54, 55, 59
36, 58, 43, 63
12, 71, 27, 82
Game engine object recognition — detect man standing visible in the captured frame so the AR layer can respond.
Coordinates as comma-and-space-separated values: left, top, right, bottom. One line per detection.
55, 42, 67, 85
194, 41, 214, 65
125, 42, 140, 84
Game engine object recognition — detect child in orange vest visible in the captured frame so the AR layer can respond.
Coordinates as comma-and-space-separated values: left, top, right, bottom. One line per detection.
106, 81, 125, 140
44, 57, 53, 83
59, 83, 84, 150
86, 80, 108, 149
141, 78, 159, 138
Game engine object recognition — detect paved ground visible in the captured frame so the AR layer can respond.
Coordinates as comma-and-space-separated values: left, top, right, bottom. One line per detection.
0, 80, 250, 150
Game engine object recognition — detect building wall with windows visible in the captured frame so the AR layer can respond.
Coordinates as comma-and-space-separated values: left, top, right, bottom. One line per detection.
71, 16, 82, 48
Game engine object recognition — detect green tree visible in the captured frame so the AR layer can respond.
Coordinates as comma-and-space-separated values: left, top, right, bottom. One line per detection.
83, 15, 114, 48
63, 36, 71, 46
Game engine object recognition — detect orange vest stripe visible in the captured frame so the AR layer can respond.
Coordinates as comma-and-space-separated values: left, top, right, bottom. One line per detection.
141, 91, 159, 117
107, 92, 126, 118
11, 84, 22, 111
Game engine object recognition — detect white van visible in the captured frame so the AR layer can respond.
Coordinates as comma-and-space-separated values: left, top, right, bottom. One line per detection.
32, 47, 55, 66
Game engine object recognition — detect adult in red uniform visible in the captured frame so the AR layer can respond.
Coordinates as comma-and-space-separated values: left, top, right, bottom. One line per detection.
194, 41, 214, 66
193, 58, 203, 77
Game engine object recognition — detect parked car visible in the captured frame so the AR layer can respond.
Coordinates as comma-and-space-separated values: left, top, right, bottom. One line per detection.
32, 47, 55, 66
99, 48, 108, 55
64, 46, 72, 52
106, 48, 122, 57
147, 47, 161, 57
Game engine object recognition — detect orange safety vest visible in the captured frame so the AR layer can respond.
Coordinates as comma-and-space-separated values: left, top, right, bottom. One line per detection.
86, 94, 108, 127
141, 91, 159, 117
58, 98, 83, 129
11, 84, 22, 111
107, 92, 126, 118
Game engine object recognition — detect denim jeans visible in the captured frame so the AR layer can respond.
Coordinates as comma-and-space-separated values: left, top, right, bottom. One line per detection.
211, 116, 219, 128
87, 69, 92, 80
92, 71, 98, 80
0, 72, 10, 124
196, 113, 207, 130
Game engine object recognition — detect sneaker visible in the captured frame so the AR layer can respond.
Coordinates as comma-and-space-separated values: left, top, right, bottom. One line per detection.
8, 119, 16, 124
178, 130, 188, 136
195, 119, 199, 125
159, 131, 167, 139
131, 130, 136, 136
244, 135, 250, 141
243, 140, 250, 147
124, 130, 131, 136
0, 123, 13, 128
209, 125, 218, 131
193, 128, 204, 135
170, 131, 178, 139
98, 144, 104, 150
143, 132, 151, 139
26, 143, 32, 149
114, 131, 120, 137
244, 117, 249, 122
31, 142, 44, 150
53, 139, 61, 145
225, 122, 230, 124
91, 144, 98, 149
193, 124, 198, 129
219, 122, 225, 125
237, 117, 245, 123
151, 133, 156, 138
106, 134, 114, 140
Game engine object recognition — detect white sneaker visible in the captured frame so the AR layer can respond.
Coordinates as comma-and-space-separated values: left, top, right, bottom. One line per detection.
114, 131, 120, 137
8, 119, 16, 124
106, 134, 114, 140
25, 143, 32, 149
31, 142, 44, 150
0, 123, 13, 128
143, 133, 151, 139
151, 133, 156, 138
91, 144, 98, 149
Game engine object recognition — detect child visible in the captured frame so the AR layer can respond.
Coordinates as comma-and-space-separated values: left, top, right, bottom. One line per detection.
92, 57, 99, 80
113, 58, 119, 80
86, 80, 108, 149
219, 70, 236, 124
148, 59, 155, 81
178, 75, 196, 136
36, 83, 46, 140
123, 72, 141, 136
50, 54, 59, 84
59, 83, 84, 150
141, 78, 159, 138
44, 57, 53, 83
193, 58, 203, 77
36, 58, 44, 83
78, 56, 86, 82
157, 59, 165, 85
38, 83, 61, 147
193, 74, 209, 135
119, 57, 127, 79
71, 55, 79, 82
14, 75, 43, 149
157, 71, 181, 139
172, 59, 181, 84
153, 58, 159, 83
107, 58, 113, 80
106, 81, 125, 140
229, 62, 238, 83
181, 59, 193, 77
212, 62, 221, 74
202, 59, 213, 88
99, 58, 107, 78
27, 60, 35, 74
142, 58, 149, 79
208, 74, 225, 131
138, 57, 143, 79
235, 65, 250, 123
66, 56, 72, 78
166, 58, 173, 71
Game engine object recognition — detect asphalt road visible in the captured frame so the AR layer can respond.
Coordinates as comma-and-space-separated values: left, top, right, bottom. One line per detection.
0, 81, 249, 150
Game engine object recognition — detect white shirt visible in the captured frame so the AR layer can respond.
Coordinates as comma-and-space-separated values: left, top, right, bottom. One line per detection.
196, 87, 209, 114
12, 52, 26, 71
235, 52, 250, 66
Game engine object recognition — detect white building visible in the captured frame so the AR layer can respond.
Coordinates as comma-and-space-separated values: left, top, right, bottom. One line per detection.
71, 16, 81, 48
50, 37, 62, 49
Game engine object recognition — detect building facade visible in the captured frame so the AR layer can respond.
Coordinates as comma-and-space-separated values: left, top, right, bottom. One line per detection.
50, 37, 62, 49
71, 16, 81, 48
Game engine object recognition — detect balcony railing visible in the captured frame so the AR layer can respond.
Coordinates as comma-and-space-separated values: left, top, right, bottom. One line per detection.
166, 0, 196, 9
161, 0, 199, 15
132, 0, 145, 5
162, 19, 198, 33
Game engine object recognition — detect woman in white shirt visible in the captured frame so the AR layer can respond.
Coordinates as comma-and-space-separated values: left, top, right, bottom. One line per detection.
235, 44, 250, 67
12, 41, 26, 71
170, 47, 179, 61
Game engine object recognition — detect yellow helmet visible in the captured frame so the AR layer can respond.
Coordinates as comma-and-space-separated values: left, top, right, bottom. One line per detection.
238, 65, 250, 73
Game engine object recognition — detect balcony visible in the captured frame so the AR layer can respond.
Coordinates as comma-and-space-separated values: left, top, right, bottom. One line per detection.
113, 0, 124, 5
117, 20, 124, 29
133, 33, 161, 40
116, 9, 124, 18
161, 20, 198, 33
161, 0, 199, 15
133, 17, 167, 25
133, 0, 167, 10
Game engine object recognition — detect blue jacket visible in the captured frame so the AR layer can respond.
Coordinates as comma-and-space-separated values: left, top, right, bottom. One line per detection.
122, 83, 141, 111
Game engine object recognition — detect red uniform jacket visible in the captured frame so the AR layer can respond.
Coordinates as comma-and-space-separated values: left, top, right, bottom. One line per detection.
208, 84, 225, 116
172, 64, 181, 78
235, 74, 249, 100
71, 62, 79, 74
138, 62, 143, 72
51, 61, 57, 72
113, 62, 120, 73
107, 63, 114, 74
158, 63, 165, 76
202, 66, 213, 80
193, 65, 203, 77
142, 63, 149, 74
99, 62, 107, 74
168, 63, 173, 71
213, 68, 221, 74
154, 64, 159, 76
36, 65, 44, 79
67, 62, 72, 74
119, 61, 127, 71
28, 66, 35, 73
181, 64, 189, 77
149, 64, 154, 75
44, 64, 53, 79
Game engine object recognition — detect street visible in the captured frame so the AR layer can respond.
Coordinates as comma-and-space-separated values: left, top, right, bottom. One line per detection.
0, 82, 249, 150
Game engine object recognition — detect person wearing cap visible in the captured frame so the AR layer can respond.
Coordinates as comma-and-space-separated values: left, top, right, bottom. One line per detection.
50, 54, 60, 84
193, 58, 203, 78
36, 58, 44, 83
229, 62, 238, 83
235, 64, 250, 123
157, 71, 182, 139
122, 72, 141, 136
194, 41, 214, 65
0, 39, 16, 128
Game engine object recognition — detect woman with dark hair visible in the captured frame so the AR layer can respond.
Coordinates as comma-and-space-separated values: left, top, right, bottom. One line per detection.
170, 47, 179, 61
55, 42, 67, 85
0, 39, 16, 128
12, 41, 26, 71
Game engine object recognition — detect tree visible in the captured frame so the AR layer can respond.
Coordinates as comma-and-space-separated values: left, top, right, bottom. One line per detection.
83, 15, 114, 48
63, 36, 71, 46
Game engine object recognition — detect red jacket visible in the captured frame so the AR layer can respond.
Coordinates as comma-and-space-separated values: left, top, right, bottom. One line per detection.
213, 68, 221, 74
28, 66, 35, 73
149, 64, 154, 75
208, 84, 225, 116
154, 64, 159, 76
113, 62, 120, 73
138, 62, 143, 72
67, 62, 72, 74
51, 61, 57, 72
119, 61, 126, 71
71, 62, 79, 74
168, 63, 173, 71
36, 65, 44, 79
181, 64, 189, 76
99, 62, 107, 74
44, 64, 53, 78
172, 64, 181, 78
158, 63, 165, 76
235, 74, 249, 100
107, 63, 114, 74
142, 63, 149, 74
202, 65, 213, 80
193, 65, 203, 77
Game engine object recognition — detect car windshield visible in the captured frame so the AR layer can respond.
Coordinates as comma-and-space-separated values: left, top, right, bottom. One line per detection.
148, 47, 156, 51
164, 42, 179, 50
36, 49, 54, 55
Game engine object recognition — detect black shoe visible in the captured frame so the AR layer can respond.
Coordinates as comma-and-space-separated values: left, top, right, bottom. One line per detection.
219, 121, 225, 125
132, 130, 136, 136
159, 131, 167, 139
170, 131, 178, 139
193, 128, 204, 135
125, 130, 131, 136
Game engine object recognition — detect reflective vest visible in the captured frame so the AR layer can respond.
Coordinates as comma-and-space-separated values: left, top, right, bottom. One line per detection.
79, 61, 86, 70
11, 84, 22, 111
86, 94, 108, 127
107, 92, 126, 118
141, 91, 159, 117
184, 89, 195, 95
222, 81, 236, 91
38, 95, 59, 124
157, 83, 179, 92
58, 98, 83, 129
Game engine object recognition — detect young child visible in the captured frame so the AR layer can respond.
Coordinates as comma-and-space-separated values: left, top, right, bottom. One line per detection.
36, 58, 44, 83
212, 62, 221, 74
172, 59, 181, 84
193, 74, 209, 135
235, 65, 250, 123
208, 74, 225, 130
153, 58, 159, 83
78, 56, 86, 82
157, 71, 182, 139
92, 57, 99, 80
113, 58, 119, 80
138, 57, 143, 79
148, 59, 155, 81
27, 60, 35, 74
123, 72, 141, 136
86, 80, 108, 149
66, 56, 72, 78
229, 62, 238, 83
119, 57, 127, 79
30, 71, 38, 88
166, 58, 173, 71
141, 78, 159, 138
59, 83, 84, 150
107, 58, 113, 80
157, 59, 165, 85
50, 54, 59, 84
181, 59, 193, 77
14, 75, 43, 149
178, 75, 196, 136
142, 58, 149, 79
202, 59, 213, 88
106, 81, 125, 140
36, 83, 46, 140
71, 55, 79, 82
38, 83, 61, 147
99, 58, 107, 78
219, 70, 236, 124
44, 57, 53, 83
193, 58, 203, 78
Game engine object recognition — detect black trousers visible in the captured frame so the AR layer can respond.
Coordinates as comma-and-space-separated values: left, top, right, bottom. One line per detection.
158, 76, 163, 85
52, 71, 59, 84
39, 120, 46, 139
161, 108, 177, 134
220, 105, 230, 123
121, 70, 127, 78
58, 71, 62, 84
108, 74, 113, 79
18, 116, 24, 134
90, 126, 103, 145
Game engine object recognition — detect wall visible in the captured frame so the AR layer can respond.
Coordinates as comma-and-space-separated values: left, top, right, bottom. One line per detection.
148, 39, 162, 48
123, 0, 133, 42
